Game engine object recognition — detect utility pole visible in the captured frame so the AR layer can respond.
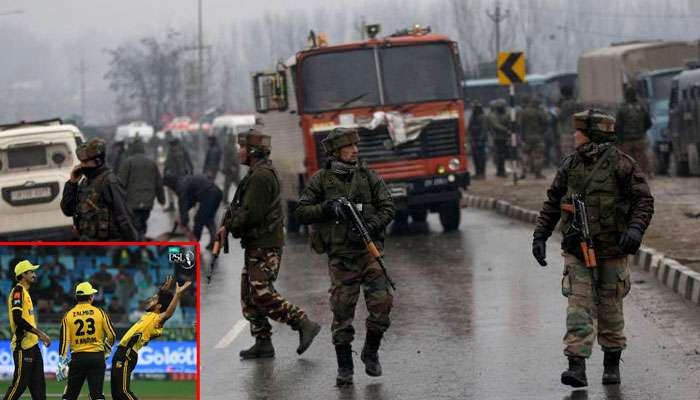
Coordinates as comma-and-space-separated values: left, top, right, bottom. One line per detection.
486, 0, 510, 59
197, 0, 204, 118
77, 59, 87, 121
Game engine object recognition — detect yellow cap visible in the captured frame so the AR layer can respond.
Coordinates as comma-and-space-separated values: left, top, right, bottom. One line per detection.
14, 260, 40, 278
75, 282, 98, 295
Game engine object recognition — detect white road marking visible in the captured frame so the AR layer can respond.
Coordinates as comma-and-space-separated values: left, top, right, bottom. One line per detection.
214, 319, 248, 349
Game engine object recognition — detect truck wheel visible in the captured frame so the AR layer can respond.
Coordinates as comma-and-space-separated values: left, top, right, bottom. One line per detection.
409, 208, 428, 223
286, 201, 300, 233
439, 200, 461, 232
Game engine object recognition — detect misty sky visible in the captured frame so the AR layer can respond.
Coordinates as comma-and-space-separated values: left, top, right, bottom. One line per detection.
1, 0, 373, 43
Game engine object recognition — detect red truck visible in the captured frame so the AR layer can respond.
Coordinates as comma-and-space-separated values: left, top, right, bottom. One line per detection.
253, 26, 469, 232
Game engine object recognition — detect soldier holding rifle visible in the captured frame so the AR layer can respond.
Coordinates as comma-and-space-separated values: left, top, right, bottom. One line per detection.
295, 128, 395, 386
532, 110, 654, 387
219, 129, 320, 360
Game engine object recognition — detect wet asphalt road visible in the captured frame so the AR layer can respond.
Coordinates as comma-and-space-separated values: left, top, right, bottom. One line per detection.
156, 203, 700, 400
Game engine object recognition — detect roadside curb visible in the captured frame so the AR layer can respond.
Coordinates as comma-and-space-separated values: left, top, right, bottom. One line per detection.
461, 193, 700, 305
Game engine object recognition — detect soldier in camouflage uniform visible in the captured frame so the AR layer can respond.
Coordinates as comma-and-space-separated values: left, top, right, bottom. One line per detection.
220, 130, 320, 360
488, 99, 511, 177
615, 86, 653, 176
468, 101, 487, 179
532, 110, 654, 387
557, 86, 578, 161
518, 96, 549, 179
60, 139, 139, 241
295, 128, 395, 386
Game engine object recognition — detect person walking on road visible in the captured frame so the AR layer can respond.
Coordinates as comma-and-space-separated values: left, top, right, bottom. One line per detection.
203, 135, 222, 181
58, 282, 116, 400
220, 129, 321, 361
518, 96, 549, 179
615, 86, 653, 176
117, 138, 166, 240
469, 101, 488, 179
295, 128, 395, 386
3, 260, 51, 400
163, 133, 194, 211
532, 109, 654, 388
488, 99, 511, 177
60, 139, 139, 242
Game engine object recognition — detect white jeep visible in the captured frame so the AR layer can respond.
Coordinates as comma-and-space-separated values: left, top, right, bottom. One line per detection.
0, 119, 85, 240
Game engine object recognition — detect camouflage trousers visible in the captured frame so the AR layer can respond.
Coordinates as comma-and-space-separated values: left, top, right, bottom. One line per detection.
618, 138, 651, 176
561, 252, 631, 358
241, 248, 306, 338
522, 140, 545, 176
328, 252, 393, 345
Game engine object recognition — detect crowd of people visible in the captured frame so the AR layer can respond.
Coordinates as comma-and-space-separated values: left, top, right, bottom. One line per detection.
0, 246, 196, 326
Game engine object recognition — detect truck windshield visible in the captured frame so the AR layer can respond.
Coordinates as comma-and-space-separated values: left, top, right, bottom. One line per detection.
300, 49, 381, 113
380, 44, 460, 105
649, 73, 675, 116
300, 43, 461, 113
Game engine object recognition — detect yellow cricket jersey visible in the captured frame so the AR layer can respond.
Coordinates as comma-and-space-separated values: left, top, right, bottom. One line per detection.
60, 303, 116, 357
119, 312, 164, 352
7, 285, 38, 351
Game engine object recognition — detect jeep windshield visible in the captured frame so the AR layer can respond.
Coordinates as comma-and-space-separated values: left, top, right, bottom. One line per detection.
300, 43, 462, 113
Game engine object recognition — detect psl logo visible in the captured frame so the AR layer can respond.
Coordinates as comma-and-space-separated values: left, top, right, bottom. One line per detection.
168, 247, 196, 270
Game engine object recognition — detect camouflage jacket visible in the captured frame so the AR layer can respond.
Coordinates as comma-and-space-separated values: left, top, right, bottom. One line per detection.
226, 159, 284, 249
533, 142, 654, 259
487, 111, 510, 141
295, 159, 395, 257
518, 105, 549, 144
61, 166, 139, 241
615, 101, 652, 142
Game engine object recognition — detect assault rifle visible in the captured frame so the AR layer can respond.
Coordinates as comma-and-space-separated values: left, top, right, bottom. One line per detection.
336, 197, 396, 290
208, 210, 231, 283
561, 193, 599, 298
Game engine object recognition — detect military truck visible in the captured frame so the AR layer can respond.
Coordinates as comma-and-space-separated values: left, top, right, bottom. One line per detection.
668, 66, 700, 175
0, 119, 85, 240
577, 40, 696, 150
252, 26, 469, 232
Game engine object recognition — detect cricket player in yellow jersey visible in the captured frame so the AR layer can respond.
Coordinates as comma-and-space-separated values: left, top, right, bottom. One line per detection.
3, 260, 51, 400
111, 276, 191, 400
58, 282, 116, 400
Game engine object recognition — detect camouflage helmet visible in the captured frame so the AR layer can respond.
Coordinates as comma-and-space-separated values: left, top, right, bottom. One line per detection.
238, 129, 271, 153
321, 128, 360, 154
573, 109, 616, 143
76, 138, 106, 161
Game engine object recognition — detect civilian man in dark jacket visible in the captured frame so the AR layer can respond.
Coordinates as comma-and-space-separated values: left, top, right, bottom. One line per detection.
203, 135, 222, 181
118, 138, 166, 239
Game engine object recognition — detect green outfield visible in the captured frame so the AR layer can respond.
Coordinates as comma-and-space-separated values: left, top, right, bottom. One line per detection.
1, 380, 196, 399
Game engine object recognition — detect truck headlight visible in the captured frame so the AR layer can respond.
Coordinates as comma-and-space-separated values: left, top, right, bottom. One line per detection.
437, 165, 446, 174
448, 158, 460, 171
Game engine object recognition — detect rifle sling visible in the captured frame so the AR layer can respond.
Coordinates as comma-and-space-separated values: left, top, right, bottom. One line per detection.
579, 146, 614, 194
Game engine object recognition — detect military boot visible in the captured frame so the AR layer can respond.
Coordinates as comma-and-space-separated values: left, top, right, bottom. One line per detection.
335, 344, 354, 386
239, 337, 275, 360
294, 318, 321, 355
360, 330, 383, 377
602, 351, 621, 385
561, 356, 587, 387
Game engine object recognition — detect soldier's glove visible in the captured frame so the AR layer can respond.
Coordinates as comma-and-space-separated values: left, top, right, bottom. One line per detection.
532, 239, 547, 267
322, 199, 345, 221
619, 226, 643, 255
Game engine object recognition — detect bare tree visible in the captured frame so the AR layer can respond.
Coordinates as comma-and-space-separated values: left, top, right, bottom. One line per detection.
104, 30, 186, 128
